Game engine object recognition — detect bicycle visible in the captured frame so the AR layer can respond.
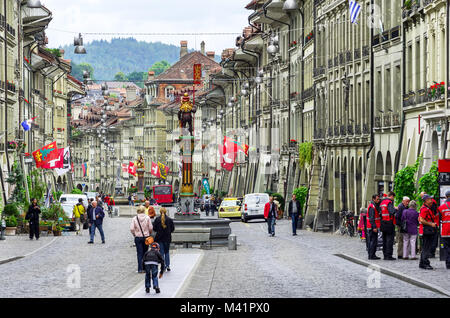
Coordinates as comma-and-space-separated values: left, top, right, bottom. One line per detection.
339, 211, 355, 237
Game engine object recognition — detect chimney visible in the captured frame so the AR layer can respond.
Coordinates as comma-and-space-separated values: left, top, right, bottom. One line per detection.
180, 40, 188, 58
206, 51, 215, 61
148, 71, 155, 81
126, 85, 137, 102
200, 41, 205, 55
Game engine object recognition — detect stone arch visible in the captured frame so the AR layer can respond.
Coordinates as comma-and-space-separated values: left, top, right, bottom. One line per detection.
376, 152, 384, 175
386, 151, 393, 176
349, 157, 355, 213
432, 130, 439, 161
83, 185, 89, 192
356, 157, 363, 212
417, 131, 424, 158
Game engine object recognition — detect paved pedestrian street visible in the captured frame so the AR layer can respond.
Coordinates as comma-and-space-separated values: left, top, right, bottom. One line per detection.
0, 214, 447, 298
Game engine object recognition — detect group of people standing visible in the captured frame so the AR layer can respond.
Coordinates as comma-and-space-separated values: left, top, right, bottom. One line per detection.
130, 205, 175, 294
363, 191, 450, 270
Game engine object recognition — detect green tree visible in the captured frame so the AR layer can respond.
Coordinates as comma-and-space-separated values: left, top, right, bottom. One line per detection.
72, 62, 95, 82
71, 188, 83, 195
393, 157, 421, 205
6, 160, 27, 206
293, 186, 309, 216
418, 161, 439, 206
114, 72, 127, 81
149, 60, 171, 76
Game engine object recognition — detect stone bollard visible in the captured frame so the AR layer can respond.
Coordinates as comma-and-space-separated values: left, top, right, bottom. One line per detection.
228, 234, 237, 250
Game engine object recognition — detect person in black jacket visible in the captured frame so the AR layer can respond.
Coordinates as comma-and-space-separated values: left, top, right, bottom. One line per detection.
288, 194, 302, 236
26, 198, 41, 240
153, 207, 175, 271
142, 242, 165, 294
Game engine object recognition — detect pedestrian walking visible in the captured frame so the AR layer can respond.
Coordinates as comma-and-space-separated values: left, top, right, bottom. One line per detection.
72, 198, 86, 236
88, 201, 105, 244
288, 194, 301, 236
401, 200, 419, 260
438, 190, 450, 269
380, 191, 397, 260
358, 207, 368, 245
130, 206, 153, 273
419, 195, 438, 270
128, 194, 134, 206
396, 196, 410, 259
153, 207, 175, 272
142, 242, 165, 294
264, 196, 277, 237
86, 198, 94, 236
26, 198, 41, 240
366, 194, 382, 260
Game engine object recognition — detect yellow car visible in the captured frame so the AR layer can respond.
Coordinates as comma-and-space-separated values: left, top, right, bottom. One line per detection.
218, 198, 242, 218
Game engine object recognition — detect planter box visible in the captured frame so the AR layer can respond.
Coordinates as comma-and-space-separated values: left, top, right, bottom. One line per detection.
5, 227, 16, 236
53, 230, 62, 236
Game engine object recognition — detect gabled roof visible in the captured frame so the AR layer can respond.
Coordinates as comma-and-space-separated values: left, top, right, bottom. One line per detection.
154, 51, 220, 81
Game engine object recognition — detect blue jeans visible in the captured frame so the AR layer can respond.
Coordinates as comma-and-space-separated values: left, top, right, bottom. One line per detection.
90, 223, 105, 243
159, 242, 170, 269
291, 213, 299, 234
144, 264, 159, 289
135, 237, 148, 272
267, 217, 275, 235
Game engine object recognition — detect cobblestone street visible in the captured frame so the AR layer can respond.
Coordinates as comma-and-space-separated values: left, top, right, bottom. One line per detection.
180, 218, 448, 298
1, 212, 448, 298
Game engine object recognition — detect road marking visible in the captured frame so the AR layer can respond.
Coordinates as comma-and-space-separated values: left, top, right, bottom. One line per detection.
128, 253, 202, 298
24, 237, 59, 257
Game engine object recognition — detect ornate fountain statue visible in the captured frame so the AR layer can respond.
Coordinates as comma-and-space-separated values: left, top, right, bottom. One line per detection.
136, 155, 145, 200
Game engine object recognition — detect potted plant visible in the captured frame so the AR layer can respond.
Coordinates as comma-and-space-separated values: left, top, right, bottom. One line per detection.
52, 223, 64, 236
5, 215, 18, 235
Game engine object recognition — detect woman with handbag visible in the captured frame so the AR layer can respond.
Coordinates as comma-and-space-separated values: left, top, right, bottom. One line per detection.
419, 195, 438, 270
130, 206, 153, 273
153, 207, 175, 272
401, 200, 419, 260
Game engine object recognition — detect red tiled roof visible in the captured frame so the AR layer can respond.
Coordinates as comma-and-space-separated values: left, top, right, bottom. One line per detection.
155, 51, 220, 81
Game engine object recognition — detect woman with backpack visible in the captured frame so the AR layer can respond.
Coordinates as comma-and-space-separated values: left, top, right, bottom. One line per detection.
153, 207, 175, 271
72, 198, 86, 235
130, 206, 153, 273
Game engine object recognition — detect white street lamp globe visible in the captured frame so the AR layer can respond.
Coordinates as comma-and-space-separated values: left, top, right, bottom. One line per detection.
241, 89, 248, 96
255, 76, 262, 84
283, 0, 299, 11
27, 0, 41, 8
272, 35, 279, 45
267, 44, 279, 55
74, 46, 87, 54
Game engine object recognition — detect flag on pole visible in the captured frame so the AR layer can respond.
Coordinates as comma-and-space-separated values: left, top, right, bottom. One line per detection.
21, 117, 36, 131
42, 148, 64, 169
128, 162, 137, 177
219, 145, 235, 171
349, 1, 361, 24
158, 162, 170, 180
151, 162, 160, 178
32, 142, 59, 168
224, 136, 249, 156
82, 162, 88, 177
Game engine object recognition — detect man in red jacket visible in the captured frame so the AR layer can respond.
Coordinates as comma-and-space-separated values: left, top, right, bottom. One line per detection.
438, 190, 450, 269
264, 196, 277, 237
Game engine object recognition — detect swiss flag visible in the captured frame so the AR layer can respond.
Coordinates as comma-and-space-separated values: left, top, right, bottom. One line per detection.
128, 162, 137, 177
151, 162, 161, 178
219, 145, 235, 171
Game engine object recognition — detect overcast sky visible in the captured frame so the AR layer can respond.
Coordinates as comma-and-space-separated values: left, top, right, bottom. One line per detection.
43, 0, 250, 54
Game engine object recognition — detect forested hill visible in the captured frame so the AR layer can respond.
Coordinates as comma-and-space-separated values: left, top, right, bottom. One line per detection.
61, 38, 181, 82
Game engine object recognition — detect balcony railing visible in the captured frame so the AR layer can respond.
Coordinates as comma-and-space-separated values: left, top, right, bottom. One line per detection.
347, 125, 353, 135
328, 127, 333, 137
391, 26, 400, 39
328, 58, 333, 68
355, 124, 361, 135
339, 53, 345, 65
392, 113, 401, 126
383, 114, 392, 127
362, 45, 370, 57
346, 50, 353, 63
373, 34, 380, 46
340, 125, 346, 136
374, 116, 381, 128
363, 123, 370, 134
313, 66, 326, 77
354, 48, 361, 60
334, 126, 339, 136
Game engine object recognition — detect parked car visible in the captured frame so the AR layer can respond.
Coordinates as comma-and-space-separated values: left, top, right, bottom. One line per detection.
240, 193, 270, 223
218, 198, 242, 219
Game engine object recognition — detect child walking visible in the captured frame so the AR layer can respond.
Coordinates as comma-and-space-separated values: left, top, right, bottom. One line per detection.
142, 242, 165, 294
